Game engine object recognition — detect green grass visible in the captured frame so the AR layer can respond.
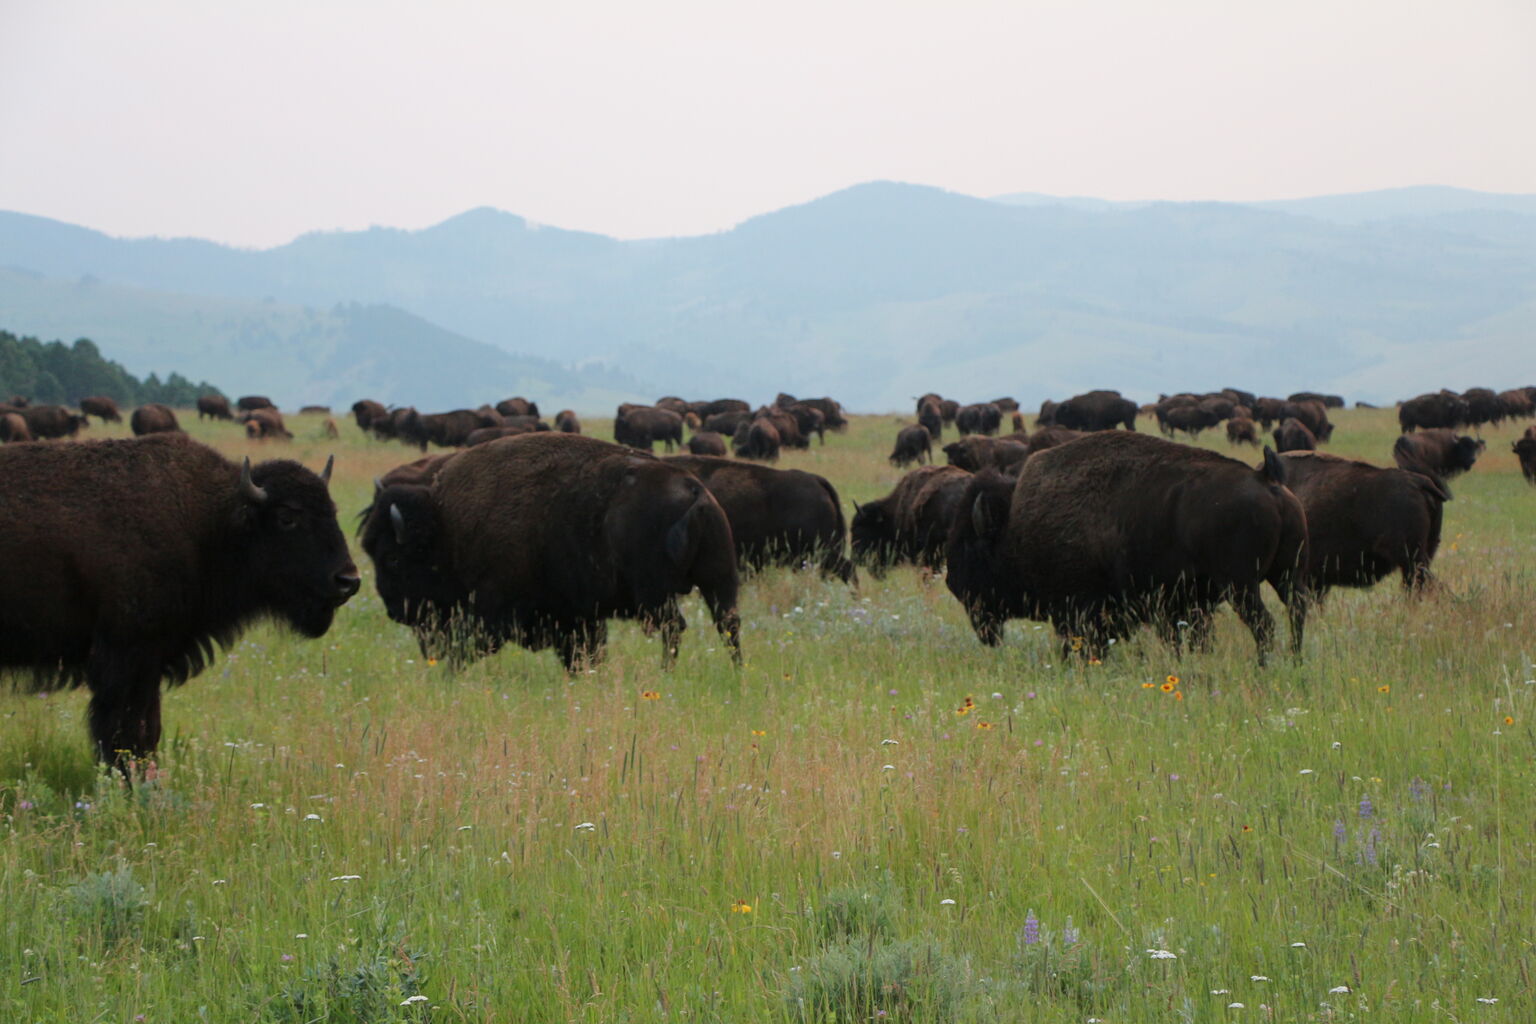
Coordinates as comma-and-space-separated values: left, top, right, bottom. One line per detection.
3, 407, 1534, 1022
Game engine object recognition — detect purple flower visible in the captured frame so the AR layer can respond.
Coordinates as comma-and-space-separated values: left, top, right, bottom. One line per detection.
18, 799, 33, 811
1409, 777, 1426, 802
1358, 795, 1374, 819
1364, 827, 1381, 867
1023, 910, 1040, 944
1062, 917, 1080, 944
1333, 820, 1346, 843
281, 953, 295, 962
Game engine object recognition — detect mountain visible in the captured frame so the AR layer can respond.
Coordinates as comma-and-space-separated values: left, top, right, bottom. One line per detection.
3, 182, 1534, 410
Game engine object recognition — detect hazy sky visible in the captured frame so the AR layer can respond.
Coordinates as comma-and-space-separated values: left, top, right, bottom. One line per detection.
2, 0, 1532, 248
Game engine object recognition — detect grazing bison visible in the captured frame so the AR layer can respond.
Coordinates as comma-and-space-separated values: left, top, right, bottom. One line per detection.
1498, 389, 1535, 420
1226, 417, 1259, 446
1461, 388, 1504, 429
300, 405, 331, 415
784, 403, 827, 444
0, 434, 358, 762
850, 465, 973, 575
242, 407, 293, 440
1399, 392, 1468, 432
1021, 426, 1086, 454
687, 431, 728, 456
1392, 430, 1484, 490
956, 402, 1003, 436
360, 433, 740, 670
0, 412, 31, 443
351, 399, 387, 433
555, 409, 581, 434
1514, 428, 1536, 484
615, 406, 685, 451
1288, 391, 1344, 409
79, 396, 122, 423
1280, 400, 1332, 441
131, 404, 182, 436
945, 432, 1307, 661
704, 410, 752, 436
1160, 403, 1220, 438
943, 435, 1028, 474
1052, 390, 1137, 432
667, 455, 856, 585
890, 425, 932, 468
697, 398, 751, 418
1252, 397, 1286, 428
236, 395, 275, 412
1279, 452, 1447, 594
18, 404, 88, 439
399, 409, 487, 450
793, 397, 848, 432
918, 400, 943, 440
733, 419, 781, 461
1273, 418, 1318, 453
495, 397, 540, 418
990, 397, 1020, 413
198, 395, 234, 421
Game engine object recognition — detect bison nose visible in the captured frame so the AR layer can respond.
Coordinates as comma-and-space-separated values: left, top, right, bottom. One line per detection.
334, 568, 362, 600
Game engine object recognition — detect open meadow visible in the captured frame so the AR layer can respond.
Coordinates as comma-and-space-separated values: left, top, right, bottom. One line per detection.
3, 406, 1534, 1023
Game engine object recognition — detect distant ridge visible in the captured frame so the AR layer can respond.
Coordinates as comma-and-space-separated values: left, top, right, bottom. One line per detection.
2, 182, 1534, 410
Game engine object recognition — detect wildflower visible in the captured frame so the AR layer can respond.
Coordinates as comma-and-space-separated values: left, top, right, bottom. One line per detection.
281, 953, 295, 962
976, 721, 994, 730
940, 898, 956, 905
1069, 636, 1085, 652
1299, 769, 1314, 775
1476, 997, 1498, 1004
1228, 1003, 1245, 1009
573, 822, 596, 832
881, 738, 899, 746
1329, 985, 1351, 994
1087, 658, 1102, 665
1161, 681, 1176, 693
1166, 674, 1180, 686
1289, 942, 1306, 948
1333, 820, 1346, 842
730, 900, 752, 914
1147, 949, 1177, 959
640, 690, 661, 700
1212, 989, 1231, 995
1504, 716, 1514, 725
401, 995, 429, 1005
1174, 691, 1184, 701
1358, 795, 1374, 819
1241, 825, 1253, 832
1061, 916, 1079, 944
426, 658, 437, 667
1251, 975, 1270, 981
1142, 682, 1156, 689
954, 705, 972, 716
751, 729, 766, 736
1377, 685, 1390, 694
329, 875, 361, 882
1023, 910, 1039, 944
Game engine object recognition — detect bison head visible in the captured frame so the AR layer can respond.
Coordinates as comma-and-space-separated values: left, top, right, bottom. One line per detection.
849, 498, 896, 576
359, 483, 465, 650
238, 455, 359, 638
945, 471, 1019, 646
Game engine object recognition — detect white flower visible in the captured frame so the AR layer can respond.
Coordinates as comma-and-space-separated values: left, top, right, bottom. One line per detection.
1329, 986, 1351, 994
330, 875, 361, 882
1290, 942, 1306, 948
882, 764, 896, 771
304, 813, 322, 821
940, 898, 956, 905
1147, 949, 1177, 960
296, 934, 308, 939
250, 802, 266, 809
1298, 769, 1313, 775
401, 994, 429, 1005
881, 738, 899, 746
1251, 975, 1270, 981
1228, 1002, 1245, 1009
211, 879, 228, 886
1211, 989, 1231, 995
574, 822, 596, 832
457, 825, 473, 831
1476, 997, 1499, 1004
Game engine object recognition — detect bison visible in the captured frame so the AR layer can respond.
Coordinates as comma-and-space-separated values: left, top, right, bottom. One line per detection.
1052, 390, 1137, 432
236, 395, 275, 412
667, 455, 856, 585
850, 465, 973, 575
399, 409, 487, 450
131, 404, 182, 436
703, 410, 752, 436
198, 395, 234, 421
1226, 417, 1259, 446
360, 433, 740, 671
687, 431, 728, 456
942, 435, 1028, 474
615, 406, 685, 452
1278, 452, 1447, 594
955, 402, 1003, 436
495, 397, 541, 419
0, 412, 32, 443
351, 399, 387, 433
1272, 417, 1318, 453
733, 419, 781, 461
555, 409, 581, 434
242, 407, 293, 440
1398, 392, 1468, 432
79, 396, 122, 423
1391, 429, 1484, 491
918, 400, 943, 440
0, 434, 357, 762
18, 404, 89, 439
890, 425, 932, 468
945, 432, 1307, 661
1514, 427, 1536, 484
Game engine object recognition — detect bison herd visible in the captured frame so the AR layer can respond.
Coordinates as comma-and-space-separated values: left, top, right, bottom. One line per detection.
1, 380, 1533, 768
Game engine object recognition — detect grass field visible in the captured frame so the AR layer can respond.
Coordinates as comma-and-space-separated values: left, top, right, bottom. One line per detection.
2, 407, 1533, 1023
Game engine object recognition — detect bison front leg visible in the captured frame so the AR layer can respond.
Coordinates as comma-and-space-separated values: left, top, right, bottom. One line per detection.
1230, 583, 1277, 664
87, 646, 163, 766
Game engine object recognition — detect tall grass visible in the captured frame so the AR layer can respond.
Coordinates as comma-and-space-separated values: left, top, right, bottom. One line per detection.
2, 407, 1532, 1021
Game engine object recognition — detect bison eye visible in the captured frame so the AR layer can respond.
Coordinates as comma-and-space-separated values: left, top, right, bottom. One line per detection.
275, 507, 300, 530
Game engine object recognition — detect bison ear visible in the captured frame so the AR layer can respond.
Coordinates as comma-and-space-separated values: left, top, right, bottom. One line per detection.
1259, 446, 1285, 486
239, 457, 268, 504
852, 500, 862, 515
970, 493, 999, 540
320, 454, 334, 486
389, 504, 408, 546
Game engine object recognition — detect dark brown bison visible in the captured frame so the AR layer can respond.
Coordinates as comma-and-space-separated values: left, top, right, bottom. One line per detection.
1021, 426, 1087, 454
236, 395, 275, 412
1461, 388, 1504, 429
15, 404, 88, 439
1514, 428, 1536, 484
1052, 390, 1137, 432
351, 399, 387, 433
1279, 452, 1447, 594
360, 433, 740, 670
1498, 389, 1534, 420
918, 400, 943, 440
615, 406, 685, 451
131, 404, 182, 436
1252, 397, 1286, 427
733, 419, 781, 461
1392, 429, 1484, 490
1399, 392, 1468, 432
0, 412, 31, 443
1280, 400, 1332, 441
990, 397, 1020, 413
657, 396, 690, 415
495, 397, 540, 419
399, 409, 488, 450
1160, 403, 1220, 438
752, 406, 806, 449
942, 435, 1028, 474
793, 397, 847, 432
1273, 417, 1318, 453
555, 409, 581, 434
667, 456, 856, 585
79, 396, 122, 423
300, 405, 331, 415
1226, 417, 1259, 446
850, 465, 973, 575
785, 403, 827, 444
687, 431, 728, 456
704, 410, 753, 436
242, 408, 293, 440
0, 434, 357, 762
697, 398, 750, 417
946, 433, 1307, 661
1287, 391, 1344, 409
956, 402, 1003, 436
890, 425, 932, 468
198, 395, 234, 421
1222, 387, 1258, 408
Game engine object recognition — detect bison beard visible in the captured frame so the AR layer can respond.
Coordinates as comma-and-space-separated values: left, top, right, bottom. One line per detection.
0, 435, 359, 763
945, 433, 1308, 662
361, 433, 741, 671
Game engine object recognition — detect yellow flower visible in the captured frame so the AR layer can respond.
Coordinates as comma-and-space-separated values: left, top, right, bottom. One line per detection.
976, 721, 994, 730
1377, 685, 1390, 694
1160, 682, 1176, 693
1142, 682, 1156, 689
641, 690, 661, 701
1166, 674, 1180, 686
1069, 636, 1085, 652
426, 658, 438, 667
751, 729, 766, 736
1087, 658, 1102, 665
954, 705, 972, 716
1174, 691, 1184, 701
1504, 716, 1515, 725
1241, 824, 1253, 833
731, 900, 752, 914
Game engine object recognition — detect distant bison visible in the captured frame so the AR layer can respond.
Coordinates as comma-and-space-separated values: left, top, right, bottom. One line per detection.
242, 407, 293, 440
1279, 452, 1447, 594
1052, 390, 1137, 432
555, 409, 581, 434
131, 404, 182, 436
942, 435, 1029, 474
1226, 417, 1258, 446
1272, 417, 1317, 453
0, 434, 357, 762
918, 400, 943, 440
955, 402, 1002, 436
79, 396, 122, 423
18, 404, 88, 439
399, 409, 490, 450
351, 399, 387, 433
1391, 429, 1484, 491
1514, 427, 1536, 484
667, 455, 856, 584
495, 397, 540, 419
703, 410, 752, 436
1398, 392, 1468, 432
851, 465, 973, 575
0, 412, 31, 443
687, 431, 728, 456
615, 406, 684, 452
946, 433, 1307, 661
465, 424, 541, 447
198, 395, 234, 421
890, 425, 932, 468
236, 395, 275, 412
360, 433, 740, 670
733, 418, 781, 461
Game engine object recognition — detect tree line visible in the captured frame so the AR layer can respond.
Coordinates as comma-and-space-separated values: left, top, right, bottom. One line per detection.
0, 329, 223, 406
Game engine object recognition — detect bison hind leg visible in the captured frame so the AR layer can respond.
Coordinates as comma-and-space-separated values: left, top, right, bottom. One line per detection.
86, 645, 164, 766
1230, 583, 1277, 664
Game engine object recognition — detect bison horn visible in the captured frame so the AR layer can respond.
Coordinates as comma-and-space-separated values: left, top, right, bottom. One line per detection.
239, 457, 268, 504
390, 503, 407, 545
320, 454, 334, 486
373, 477, 384, 496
